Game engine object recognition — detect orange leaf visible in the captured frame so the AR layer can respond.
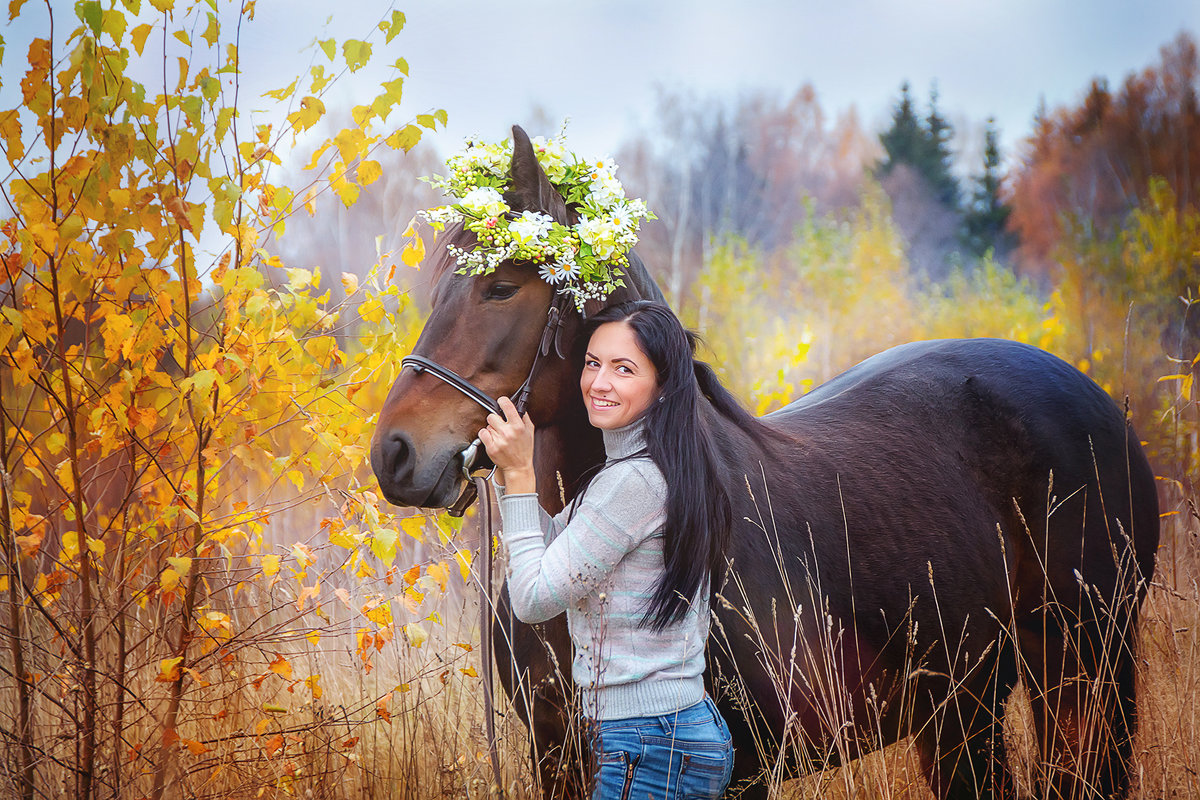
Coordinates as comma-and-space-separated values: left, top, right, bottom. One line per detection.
264, 733, 284, 757
295, 584, 320, 612
184, 738, 210, 756
156, 657, 183, 682
165, 196, 192, 231
403, 564, 420, 585
15, 527, 44, 558
376, 692, 392, 724
341, 737, 359, 748
268, 654, 293, 679
183, 667, 209, 688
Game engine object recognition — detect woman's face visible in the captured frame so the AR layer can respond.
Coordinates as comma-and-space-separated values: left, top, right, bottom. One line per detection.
580, 321, 659, 430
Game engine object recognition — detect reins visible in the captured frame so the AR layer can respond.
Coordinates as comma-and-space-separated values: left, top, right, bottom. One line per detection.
398, 292, 571, 794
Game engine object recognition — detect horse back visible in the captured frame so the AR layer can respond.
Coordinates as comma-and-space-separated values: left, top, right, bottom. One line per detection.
763, 338, 1158, 608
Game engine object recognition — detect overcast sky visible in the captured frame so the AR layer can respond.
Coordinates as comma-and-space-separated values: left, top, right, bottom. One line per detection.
240, 0, 1199, 162
5, 1, 1198, 164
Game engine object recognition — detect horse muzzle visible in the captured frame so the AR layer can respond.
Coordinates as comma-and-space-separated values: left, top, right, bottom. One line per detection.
371, 429, 483, 509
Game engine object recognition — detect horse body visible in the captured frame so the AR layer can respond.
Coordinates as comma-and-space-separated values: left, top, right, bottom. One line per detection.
703, 337, 1156, 794
370, 127, 1158, 799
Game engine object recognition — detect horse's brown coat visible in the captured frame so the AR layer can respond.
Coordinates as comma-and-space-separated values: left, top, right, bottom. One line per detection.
370, 127, 1158, 799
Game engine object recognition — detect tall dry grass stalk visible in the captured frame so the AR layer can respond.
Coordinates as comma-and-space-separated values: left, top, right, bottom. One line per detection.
699, 466, 1195, 800
2, 483, 1194, 799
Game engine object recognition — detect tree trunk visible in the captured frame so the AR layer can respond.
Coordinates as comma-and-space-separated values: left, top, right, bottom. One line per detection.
1, 413, 36, 800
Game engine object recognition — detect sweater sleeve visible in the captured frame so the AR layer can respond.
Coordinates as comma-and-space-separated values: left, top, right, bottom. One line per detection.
497, 460, 666, 624
494, 480, 560, 545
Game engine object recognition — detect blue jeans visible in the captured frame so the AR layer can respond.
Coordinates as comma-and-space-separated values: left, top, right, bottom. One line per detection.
590, 696, 734, 800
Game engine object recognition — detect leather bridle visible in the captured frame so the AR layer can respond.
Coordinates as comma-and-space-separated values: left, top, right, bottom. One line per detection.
398, 291, 571, 514
397, 291, 572, 789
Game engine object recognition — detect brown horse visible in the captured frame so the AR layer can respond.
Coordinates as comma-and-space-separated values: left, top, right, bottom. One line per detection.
370, 126, 1159, 799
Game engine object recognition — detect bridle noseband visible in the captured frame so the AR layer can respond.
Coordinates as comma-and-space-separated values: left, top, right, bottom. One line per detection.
398, 293, 570, 515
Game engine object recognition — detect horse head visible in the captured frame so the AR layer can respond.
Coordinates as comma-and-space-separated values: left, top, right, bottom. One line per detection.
371, 125, 660, 510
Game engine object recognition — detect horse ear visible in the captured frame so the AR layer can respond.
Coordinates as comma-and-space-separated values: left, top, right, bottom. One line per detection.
505, 125, 569, 225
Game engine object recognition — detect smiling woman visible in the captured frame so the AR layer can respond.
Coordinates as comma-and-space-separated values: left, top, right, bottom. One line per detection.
479, 300, 739, 800
580, 321, 659, 429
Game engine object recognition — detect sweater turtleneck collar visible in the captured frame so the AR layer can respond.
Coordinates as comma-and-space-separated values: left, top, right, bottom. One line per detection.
601, 418, 648, 461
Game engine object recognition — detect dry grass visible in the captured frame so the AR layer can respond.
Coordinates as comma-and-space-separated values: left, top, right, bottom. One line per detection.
3, 446, 1197, 800
2, 505, 1195, 799
777, 557, 1200, 800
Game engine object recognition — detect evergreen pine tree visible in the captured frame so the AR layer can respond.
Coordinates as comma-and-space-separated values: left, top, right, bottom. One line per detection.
962, 118, 1014, 257
877, 82, 961, 209
876, 81, 967, 276
878, 82, 927, 177
923, 86, 960, 207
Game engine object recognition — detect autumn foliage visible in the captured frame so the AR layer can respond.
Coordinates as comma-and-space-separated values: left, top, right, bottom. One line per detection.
1, 2, 1198, 798
1009, 32, 1200, 279
0, 3, 466, 798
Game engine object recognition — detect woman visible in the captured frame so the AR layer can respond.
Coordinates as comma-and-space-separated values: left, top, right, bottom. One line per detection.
479, 300, 741, 800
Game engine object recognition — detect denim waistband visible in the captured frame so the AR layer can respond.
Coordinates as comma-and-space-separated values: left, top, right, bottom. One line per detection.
594, 695, 720, 734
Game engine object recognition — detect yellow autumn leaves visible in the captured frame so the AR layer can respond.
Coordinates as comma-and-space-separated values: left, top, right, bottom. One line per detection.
1, 2, 457, 794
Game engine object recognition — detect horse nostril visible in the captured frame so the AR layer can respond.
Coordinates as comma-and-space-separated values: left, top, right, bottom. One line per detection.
380, 429, 414, 479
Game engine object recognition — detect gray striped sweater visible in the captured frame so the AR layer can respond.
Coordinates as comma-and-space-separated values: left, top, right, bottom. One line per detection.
497, 421, 709, 720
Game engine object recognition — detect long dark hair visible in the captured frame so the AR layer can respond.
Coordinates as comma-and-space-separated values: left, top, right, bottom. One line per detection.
582, 300, 748, 630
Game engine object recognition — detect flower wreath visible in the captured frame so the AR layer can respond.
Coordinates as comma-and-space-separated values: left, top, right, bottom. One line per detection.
419, 131, 653, 310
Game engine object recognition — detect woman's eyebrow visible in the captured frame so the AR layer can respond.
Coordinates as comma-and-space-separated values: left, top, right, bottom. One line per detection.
584, 352, 639, 366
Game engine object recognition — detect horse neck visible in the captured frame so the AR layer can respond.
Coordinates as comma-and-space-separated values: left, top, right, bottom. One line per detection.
533, 405, 606, 516
700, 395, 780, 488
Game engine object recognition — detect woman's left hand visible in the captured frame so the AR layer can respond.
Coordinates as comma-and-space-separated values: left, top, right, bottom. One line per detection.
478, 396, 536, 491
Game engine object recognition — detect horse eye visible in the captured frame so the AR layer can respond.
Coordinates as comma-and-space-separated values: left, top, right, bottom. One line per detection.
484, 282, 519, 301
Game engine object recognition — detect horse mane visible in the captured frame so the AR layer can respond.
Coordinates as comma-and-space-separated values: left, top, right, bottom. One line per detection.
622, 250, 667, 305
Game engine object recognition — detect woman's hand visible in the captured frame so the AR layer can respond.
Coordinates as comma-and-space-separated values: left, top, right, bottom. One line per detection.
478, 396, 536, 493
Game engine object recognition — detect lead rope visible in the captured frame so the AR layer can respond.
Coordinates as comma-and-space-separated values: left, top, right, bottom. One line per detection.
407, 296, 569, 795
474, 474, 503, 794
471, 300, 565, 797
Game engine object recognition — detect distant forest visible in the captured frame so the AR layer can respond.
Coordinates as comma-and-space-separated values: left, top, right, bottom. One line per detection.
279, 30, 1200, 472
